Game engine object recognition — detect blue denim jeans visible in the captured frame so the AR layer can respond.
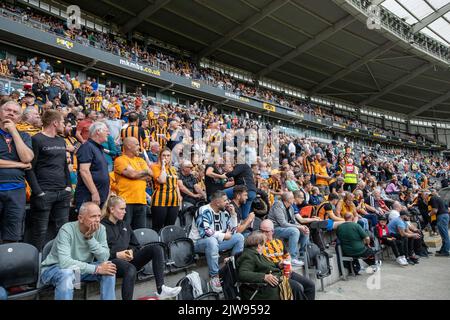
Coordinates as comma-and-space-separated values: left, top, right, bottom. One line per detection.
357, 217, 369, 231
224, 187, 256, 220
194, 233, 245, 276
0, 286, 7, 300
437, 213, 450, 253
41, 264, 116, 300
274, 226, 309, 259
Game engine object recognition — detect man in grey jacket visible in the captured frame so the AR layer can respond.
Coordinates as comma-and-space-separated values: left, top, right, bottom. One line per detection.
268, 192, 310, 266
40, 202, 116, 300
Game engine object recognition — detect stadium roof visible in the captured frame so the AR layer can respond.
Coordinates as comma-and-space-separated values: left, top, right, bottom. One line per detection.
381, 0, 450, 46
63, 0, 450, 120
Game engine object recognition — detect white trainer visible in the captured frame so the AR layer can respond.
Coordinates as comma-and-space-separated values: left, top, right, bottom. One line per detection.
209, 277, 223, 293
156, 285, 182, 300
291, 258, 305, 267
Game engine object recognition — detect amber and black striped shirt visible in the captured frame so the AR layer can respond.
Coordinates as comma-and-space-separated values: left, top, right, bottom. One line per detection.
262, 239, 289, 264
303, 156, 314, 175
151, 125, 170, 149
121, 125, 146, 151
151, 165, 180, 207
268, 177, 281, 193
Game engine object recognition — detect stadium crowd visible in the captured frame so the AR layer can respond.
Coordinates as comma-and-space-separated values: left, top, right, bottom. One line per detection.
0, 2, 449, 301
0, 2, 434, 144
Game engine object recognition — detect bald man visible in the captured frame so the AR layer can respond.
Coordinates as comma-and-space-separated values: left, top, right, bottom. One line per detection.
114, 137, 152, 229
40, 202, 116, 300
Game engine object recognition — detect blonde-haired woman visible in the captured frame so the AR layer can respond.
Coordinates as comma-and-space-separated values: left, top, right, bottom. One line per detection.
101, 196, 181, 300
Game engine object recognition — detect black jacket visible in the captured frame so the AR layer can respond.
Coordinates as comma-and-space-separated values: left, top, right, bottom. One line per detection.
101, 218, 141, 259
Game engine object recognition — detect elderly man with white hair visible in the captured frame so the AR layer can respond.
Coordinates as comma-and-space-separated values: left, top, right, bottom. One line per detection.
74, 121, 110, 211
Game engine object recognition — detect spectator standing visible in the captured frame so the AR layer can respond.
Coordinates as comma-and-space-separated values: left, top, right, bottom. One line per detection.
27, 110, 71, 251
343, 158, 358, 192
114, 137, 152, 229
0, 101, 34, 243
150, 148, 182, 232
120, 112, 146, 152
219, 161, 257, 220
16, 106, 42, 136
74, 122, 110, 211
75, 109, 97, 144
424, 191, 449, 256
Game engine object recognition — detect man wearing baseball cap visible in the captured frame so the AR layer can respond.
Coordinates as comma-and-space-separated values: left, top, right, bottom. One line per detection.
388, 210, 421, 265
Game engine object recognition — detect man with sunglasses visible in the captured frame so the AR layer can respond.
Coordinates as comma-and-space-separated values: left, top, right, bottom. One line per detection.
260, 219, 316, 300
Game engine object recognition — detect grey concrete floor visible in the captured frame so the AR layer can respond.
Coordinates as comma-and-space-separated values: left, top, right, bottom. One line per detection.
317, 248, 450, 300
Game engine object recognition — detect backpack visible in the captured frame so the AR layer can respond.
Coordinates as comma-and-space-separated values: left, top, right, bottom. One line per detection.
306, 243, 331, 279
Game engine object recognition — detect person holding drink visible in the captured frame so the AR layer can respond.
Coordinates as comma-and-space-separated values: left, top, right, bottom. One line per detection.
260, 219, 316, 300
236, 229, 315, 300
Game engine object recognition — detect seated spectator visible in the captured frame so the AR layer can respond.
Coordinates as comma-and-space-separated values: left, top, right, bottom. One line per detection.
386, 176, 400, 195
236, 231, 305, 300
387, 201, 403, 222
336, 192, 367, 230
309, 186, 323, 206
188, 190, 245, 293
336, 213, 378, 274
40, 202, 116, 300
178, 160, 205, 210
285, 171, 300, 192
365, 190, 389, 216
101, 196, 181, 300
260, 219, 316, 300
388, 211, 421, 265
267, 192, 309, 267
16, 106, 42, 136
353, 190, 377, 229
329, 176, 345, 195
229, 185, 255, 237
374, 216, 407, 266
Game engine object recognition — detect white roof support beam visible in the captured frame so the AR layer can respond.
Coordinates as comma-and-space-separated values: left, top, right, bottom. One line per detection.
358, 63, 432, 107
256, 15, 355, 78
309, 41, 396, 95
408, 90, 450, 118
411, 2, 450, 33
121, 0, 171, 34
198, 0, 289, 59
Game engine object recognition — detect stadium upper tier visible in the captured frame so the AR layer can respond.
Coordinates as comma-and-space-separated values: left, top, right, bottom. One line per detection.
0, 2, 447, 150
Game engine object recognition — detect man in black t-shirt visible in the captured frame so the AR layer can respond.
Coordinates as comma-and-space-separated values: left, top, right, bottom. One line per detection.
218, 162, 257, 220
26, 110, 71, 251
424, 191, 449, 256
